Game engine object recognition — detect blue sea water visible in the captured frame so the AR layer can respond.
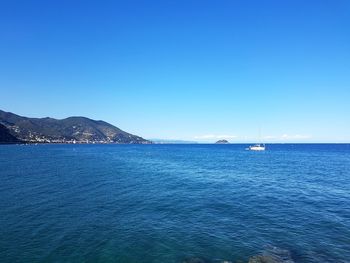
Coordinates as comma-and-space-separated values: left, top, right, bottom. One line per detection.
0, 144, 349, 263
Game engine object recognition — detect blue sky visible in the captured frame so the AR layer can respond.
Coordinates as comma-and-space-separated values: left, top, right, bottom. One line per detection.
1, 0, 349, 142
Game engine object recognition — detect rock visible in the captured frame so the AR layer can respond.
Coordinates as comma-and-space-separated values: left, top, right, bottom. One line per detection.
182, 257, 208, 263
248, 255, 280, 263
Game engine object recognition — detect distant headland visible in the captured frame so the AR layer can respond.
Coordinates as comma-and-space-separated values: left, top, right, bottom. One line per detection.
0, 109, 151, 144
215, 139, 230, 144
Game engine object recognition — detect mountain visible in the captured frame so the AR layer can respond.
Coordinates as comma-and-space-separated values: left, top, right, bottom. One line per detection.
0, 123, 23, 144
0, 110, 150, 144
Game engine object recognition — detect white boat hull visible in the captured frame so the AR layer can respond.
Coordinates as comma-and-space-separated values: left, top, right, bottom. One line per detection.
248, 144, 266, 151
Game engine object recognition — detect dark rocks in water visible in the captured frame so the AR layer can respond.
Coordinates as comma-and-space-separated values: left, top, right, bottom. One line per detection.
215, 139, 229, 144
181, 246, 294, 263
182, 258, 208, 263
249, 246, 295, 263
181, 257, 235, 263
248, 255, 280, 263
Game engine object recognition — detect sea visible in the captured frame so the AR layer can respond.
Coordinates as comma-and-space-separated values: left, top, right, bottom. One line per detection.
0, 144, 349, 263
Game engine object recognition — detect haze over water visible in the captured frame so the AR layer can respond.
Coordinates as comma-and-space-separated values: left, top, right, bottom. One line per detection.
1, 144, 349, 262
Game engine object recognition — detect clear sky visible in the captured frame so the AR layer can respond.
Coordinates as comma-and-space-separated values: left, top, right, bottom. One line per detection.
1, 0, 349, 142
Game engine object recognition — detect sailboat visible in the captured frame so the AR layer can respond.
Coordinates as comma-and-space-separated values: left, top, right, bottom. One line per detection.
248, 144, 265, 151
247, 127, 266, 151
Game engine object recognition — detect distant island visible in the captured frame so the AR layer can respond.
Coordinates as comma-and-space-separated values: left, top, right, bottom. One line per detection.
0, 109, 151, 144
215, 139, 229, 144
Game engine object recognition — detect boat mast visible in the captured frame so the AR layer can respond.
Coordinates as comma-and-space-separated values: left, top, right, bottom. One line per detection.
259, 126, 261, 145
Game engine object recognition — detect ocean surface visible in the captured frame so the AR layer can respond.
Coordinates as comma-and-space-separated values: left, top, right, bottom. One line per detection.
0, 144, 349, 263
